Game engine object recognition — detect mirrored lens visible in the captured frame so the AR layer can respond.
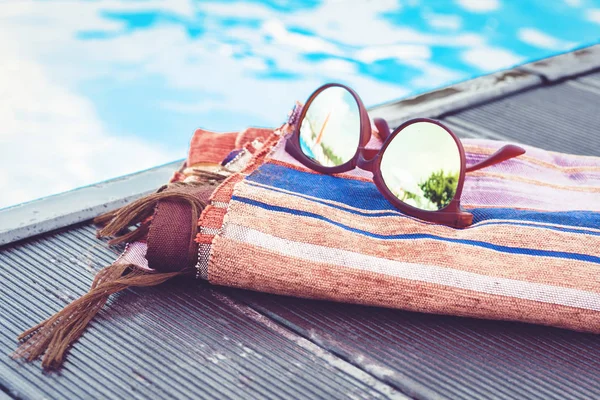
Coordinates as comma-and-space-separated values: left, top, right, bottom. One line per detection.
299, 86, 361, 167
380, 122, 461, 211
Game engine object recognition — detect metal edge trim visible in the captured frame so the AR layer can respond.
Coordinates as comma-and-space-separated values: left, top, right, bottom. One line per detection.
368, 69, 542, 128
0, 160, 183, 246
517, 43, 600, 82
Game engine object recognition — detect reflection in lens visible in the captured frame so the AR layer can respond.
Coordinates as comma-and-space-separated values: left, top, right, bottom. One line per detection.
299, 86, 361, 167
380, 122, 461, 211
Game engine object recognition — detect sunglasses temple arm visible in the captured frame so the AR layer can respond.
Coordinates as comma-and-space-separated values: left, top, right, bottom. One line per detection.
465, 144, 526, 173
373, 118, 391, 141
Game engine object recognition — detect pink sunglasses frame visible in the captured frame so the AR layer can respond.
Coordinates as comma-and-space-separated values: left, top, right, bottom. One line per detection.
285, 83, 526, 228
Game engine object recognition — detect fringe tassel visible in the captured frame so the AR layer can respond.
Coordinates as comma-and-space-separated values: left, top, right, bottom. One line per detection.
14, 176, 226, 370
95, 177, 225, 248
13, 263, 184, 370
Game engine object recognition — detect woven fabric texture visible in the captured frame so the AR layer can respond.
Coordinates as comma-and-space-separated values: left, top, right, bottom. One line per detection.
119, 127, 273, 272
199, 130, 600, 333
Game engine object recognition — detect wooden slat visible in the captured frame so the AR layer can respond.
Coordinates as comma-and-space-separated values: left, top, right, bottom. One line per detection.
234, 290, 600, 400
0, 225, 402, 400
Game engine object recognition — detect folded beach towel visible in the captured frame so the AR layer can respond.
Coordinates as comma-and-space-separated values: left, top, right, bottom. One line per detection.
200, 128, 600, 334
15, 121, 600, 370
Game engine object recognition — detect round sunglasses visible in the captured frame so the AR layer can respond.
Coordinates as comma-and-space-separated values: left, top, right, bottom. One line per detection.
285, 83, 526, 228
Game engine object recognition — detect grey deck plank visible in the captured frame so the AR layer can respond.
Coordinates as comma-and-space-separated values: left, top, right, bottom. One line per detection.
576, 70, 600, 88
0, 225, 403, 400
233, 290, 600, 400
444, 79, 600, 156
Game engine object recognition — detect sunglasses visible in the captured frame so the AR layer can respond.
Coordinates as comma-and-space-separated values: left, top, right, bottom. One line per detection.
284, 83, 526, 228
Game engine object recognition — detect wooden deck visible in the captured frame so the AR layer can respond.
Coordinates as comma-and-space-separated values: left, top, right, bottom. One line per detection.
2, 45, 600, 399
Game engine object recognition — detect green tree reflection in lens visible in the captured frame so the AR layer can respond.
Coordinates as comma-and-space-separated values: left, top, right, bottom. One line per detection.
380, 121, 461, 211
299, 87, 361, 167
419, 170, 459, 210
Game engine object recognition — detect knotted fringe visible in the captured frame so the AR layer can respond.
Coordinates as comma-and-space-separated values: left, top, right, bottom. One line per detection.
95, 172, 226, 247
13, 263, 185, 370
95, 183, 200, 245
14, 175, 226, 370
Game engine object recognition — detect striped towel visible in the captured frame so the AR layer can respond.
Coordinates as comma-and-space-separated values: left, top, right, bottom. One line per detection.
197, 130, 600, 333
17, 126, 600, 372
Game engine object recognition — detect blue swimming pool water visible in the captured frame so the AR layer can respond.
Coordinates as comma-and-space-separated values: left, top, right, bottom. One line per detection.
1, 0, 600, 208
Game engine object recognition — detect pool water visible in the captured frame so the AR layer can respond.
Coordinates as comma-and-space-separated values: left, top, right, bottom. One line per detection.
1, 0, 599, 209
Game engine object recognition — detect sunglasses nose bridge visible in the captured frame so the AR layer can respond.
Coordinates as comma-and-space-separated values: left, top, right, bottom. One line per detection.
356, 148, 377, 172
